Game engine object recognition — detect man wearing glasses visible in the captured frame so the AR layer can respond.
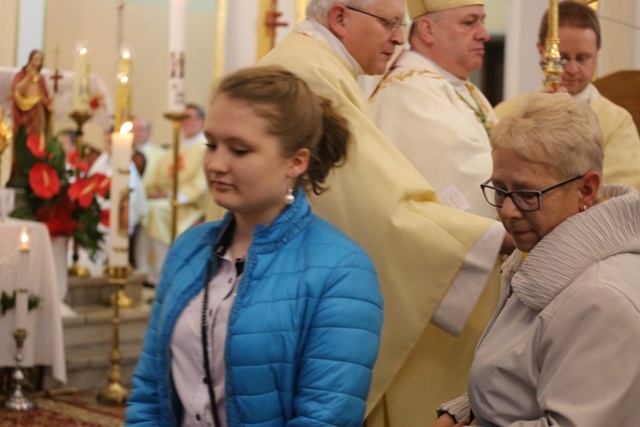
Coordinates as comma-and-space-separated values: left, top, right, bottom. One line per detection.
495, 1, 640, 192
371, 0, 498, 220
261, 1, 506, 425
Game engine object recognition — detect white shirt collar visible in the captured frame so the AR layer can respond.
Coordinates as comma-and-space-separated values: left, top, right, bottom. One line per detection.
297, 19, 365, 76
573, 82, 599, 104
182, 131, 204, 148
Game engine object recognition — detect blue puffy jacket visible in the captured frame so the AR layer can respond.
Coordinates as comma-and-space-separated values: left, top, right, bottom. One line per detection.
126, 191, 383, 426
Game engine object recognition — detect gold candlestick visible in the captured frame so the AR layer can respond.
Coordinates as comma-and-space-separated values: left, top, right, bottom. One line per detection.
4, 329, 35, 411
163, 111, 189, 245
68, 111, 93, 277
540, 0, 563, 91
97, 265, 131, 404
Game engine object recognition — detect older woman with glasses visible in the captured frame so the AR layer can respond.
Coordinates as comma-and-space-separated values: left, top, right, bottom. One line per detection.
431, 92, 640, 427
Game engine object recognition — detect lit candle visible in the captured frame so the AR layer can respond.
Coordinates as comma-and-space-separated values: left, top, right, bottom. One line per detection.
108, 122, 133, 267
114, 47, 132, 131
72, 41, 91, 112
16, 227, 30, 330
167, 0, 186, 112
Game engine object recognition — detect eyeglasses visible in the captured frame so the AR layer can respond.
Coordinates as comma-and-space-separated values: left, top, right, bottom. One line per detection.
345, 6, 407, 33
480, 175, 584, 212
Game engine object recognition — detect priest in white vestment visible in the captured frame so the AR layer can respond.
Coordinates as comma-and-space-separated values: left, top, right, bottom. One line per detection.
371, 0, 499, 220
260, 1, 504, 425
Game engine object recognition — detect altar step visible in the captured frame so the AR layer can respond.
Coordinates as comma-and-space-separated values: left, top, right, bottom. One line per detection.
43, 272, 154, 392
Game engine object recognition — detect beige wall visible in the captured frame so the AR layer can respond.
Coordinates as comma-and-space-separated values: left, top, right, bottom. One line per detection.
0, 1, 19, 68
3, 0, 216, 147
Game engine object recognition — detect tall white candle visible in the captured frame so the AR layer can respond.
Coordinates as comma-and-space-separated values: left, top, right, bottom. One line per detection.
16, 227, 30, 330
108, 122, 133, 267
167, 0, 186, 112
115, 47, 132, 131
73, 42, 91, 112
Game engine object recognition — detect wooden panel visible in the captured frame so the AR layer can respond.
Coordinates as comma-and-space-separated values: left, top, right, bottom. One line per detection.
593, 70, 640, 132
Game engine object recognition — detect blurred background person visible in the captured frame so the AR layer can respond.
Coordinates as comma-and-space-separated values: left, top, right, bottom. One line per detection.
495, 1, 640, 192
139, 103, 208, 287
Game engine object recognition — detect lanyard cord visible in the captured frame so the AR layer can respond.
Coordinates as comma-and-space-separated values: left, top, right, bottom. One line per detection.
200, 219, 235, 427
201, 259, 222, 427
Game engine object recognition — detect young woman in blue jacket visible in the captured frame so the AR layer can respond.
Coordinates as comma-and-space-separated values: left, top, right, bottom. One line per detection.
126, 65, 383, 427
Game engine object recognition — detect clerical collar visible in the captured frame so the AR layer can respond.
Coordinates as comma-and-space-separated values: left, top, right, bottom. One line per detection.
297, 19, 365, 76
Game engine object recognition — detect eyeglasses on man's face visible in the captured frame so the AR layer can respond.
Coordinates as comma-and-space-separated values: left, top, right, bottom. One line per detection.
480, 175, 584, 212
345, 6, 407, 33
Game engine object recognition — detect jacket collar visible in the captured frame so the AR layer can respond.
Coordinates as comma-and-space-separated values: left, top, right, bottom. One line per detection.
507, 184, 640, 310
209, 187, 312, 257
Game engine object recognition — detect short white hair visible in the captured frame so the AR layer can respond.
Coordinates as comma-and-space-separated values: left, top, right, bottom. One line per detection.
306, 0, 377, 22
491, 92, 604, 179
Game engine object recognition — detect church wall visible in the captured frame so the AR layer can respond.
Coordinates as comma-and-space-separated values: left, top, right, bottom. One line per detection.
0, 1, 19, 71
8, 0, 216, 147
598, 0, 640, 76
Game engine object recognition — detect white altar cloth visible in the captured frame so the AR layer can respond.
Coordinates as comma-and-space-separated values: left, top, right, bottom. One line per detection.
0, 218, 66, 384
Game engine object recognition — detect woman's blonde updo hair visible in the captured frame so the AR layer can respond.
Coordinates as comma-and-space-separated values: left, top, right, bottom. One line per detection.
213, 65, 350, 195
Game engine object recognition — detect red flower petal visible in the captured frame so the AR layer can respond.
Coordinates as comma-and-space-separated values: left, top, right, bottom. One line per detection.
67, 150, 90, 173
27, 133, 46, 158
91, 173, 111, 198
36, 195, 78, 236
100, 209, 110, 227
68, 178, 95, 209
29, 163, 61, 199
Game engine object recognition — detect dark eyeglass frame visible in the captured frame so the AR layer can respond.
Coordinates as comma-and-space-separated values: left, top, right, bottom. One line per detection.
480, 174, 585, 212
345, 6, 407, 33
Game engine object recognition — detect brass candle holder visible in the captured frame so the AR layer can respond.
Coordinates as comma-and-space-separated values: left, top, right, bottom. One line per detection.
4, 329, 34, 411
163, 111, 189, 245
540, 0, 563, 91
97, 265, 131, 404
68, 110, 93, 277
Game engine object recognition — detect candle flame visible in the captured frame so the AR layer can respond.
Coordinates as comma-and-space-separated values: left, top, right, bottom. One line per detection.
120, 121, 133, 134
19, 227, 30, 249
122, 50, 131, 60
79, 47, 88, 56
120, 75, 129, 84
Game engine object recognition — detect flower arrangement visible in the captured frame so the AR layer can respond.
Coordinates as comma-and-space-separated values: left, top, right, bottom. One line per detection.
9, 126, 110, 259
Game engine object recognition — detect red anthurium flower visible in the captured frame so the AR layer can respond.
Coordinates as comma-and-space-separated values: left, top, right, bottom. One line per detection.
26, 133, 47, 158
89, 96, 101, 110
91, 173, 110, 198
36, 195, 78, 236
100, 209, 110, 227
67, 150, 90, 173
29, 163, 61, 199
68, 178, 97, 209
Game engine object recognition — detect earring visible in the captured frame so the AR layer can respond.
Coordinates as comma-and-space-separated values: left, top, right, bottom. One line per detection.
284, 186, 295, 205
580, 205, 587, 212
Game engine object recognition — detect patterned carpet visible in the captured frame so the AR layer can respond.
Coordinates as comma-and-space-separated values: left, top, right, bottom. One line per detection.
0, 390, 125, 427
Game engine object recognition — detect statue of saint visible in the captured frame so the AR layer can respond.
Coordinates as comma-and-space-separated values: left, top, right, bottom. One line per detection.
12, 49, 53, 138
